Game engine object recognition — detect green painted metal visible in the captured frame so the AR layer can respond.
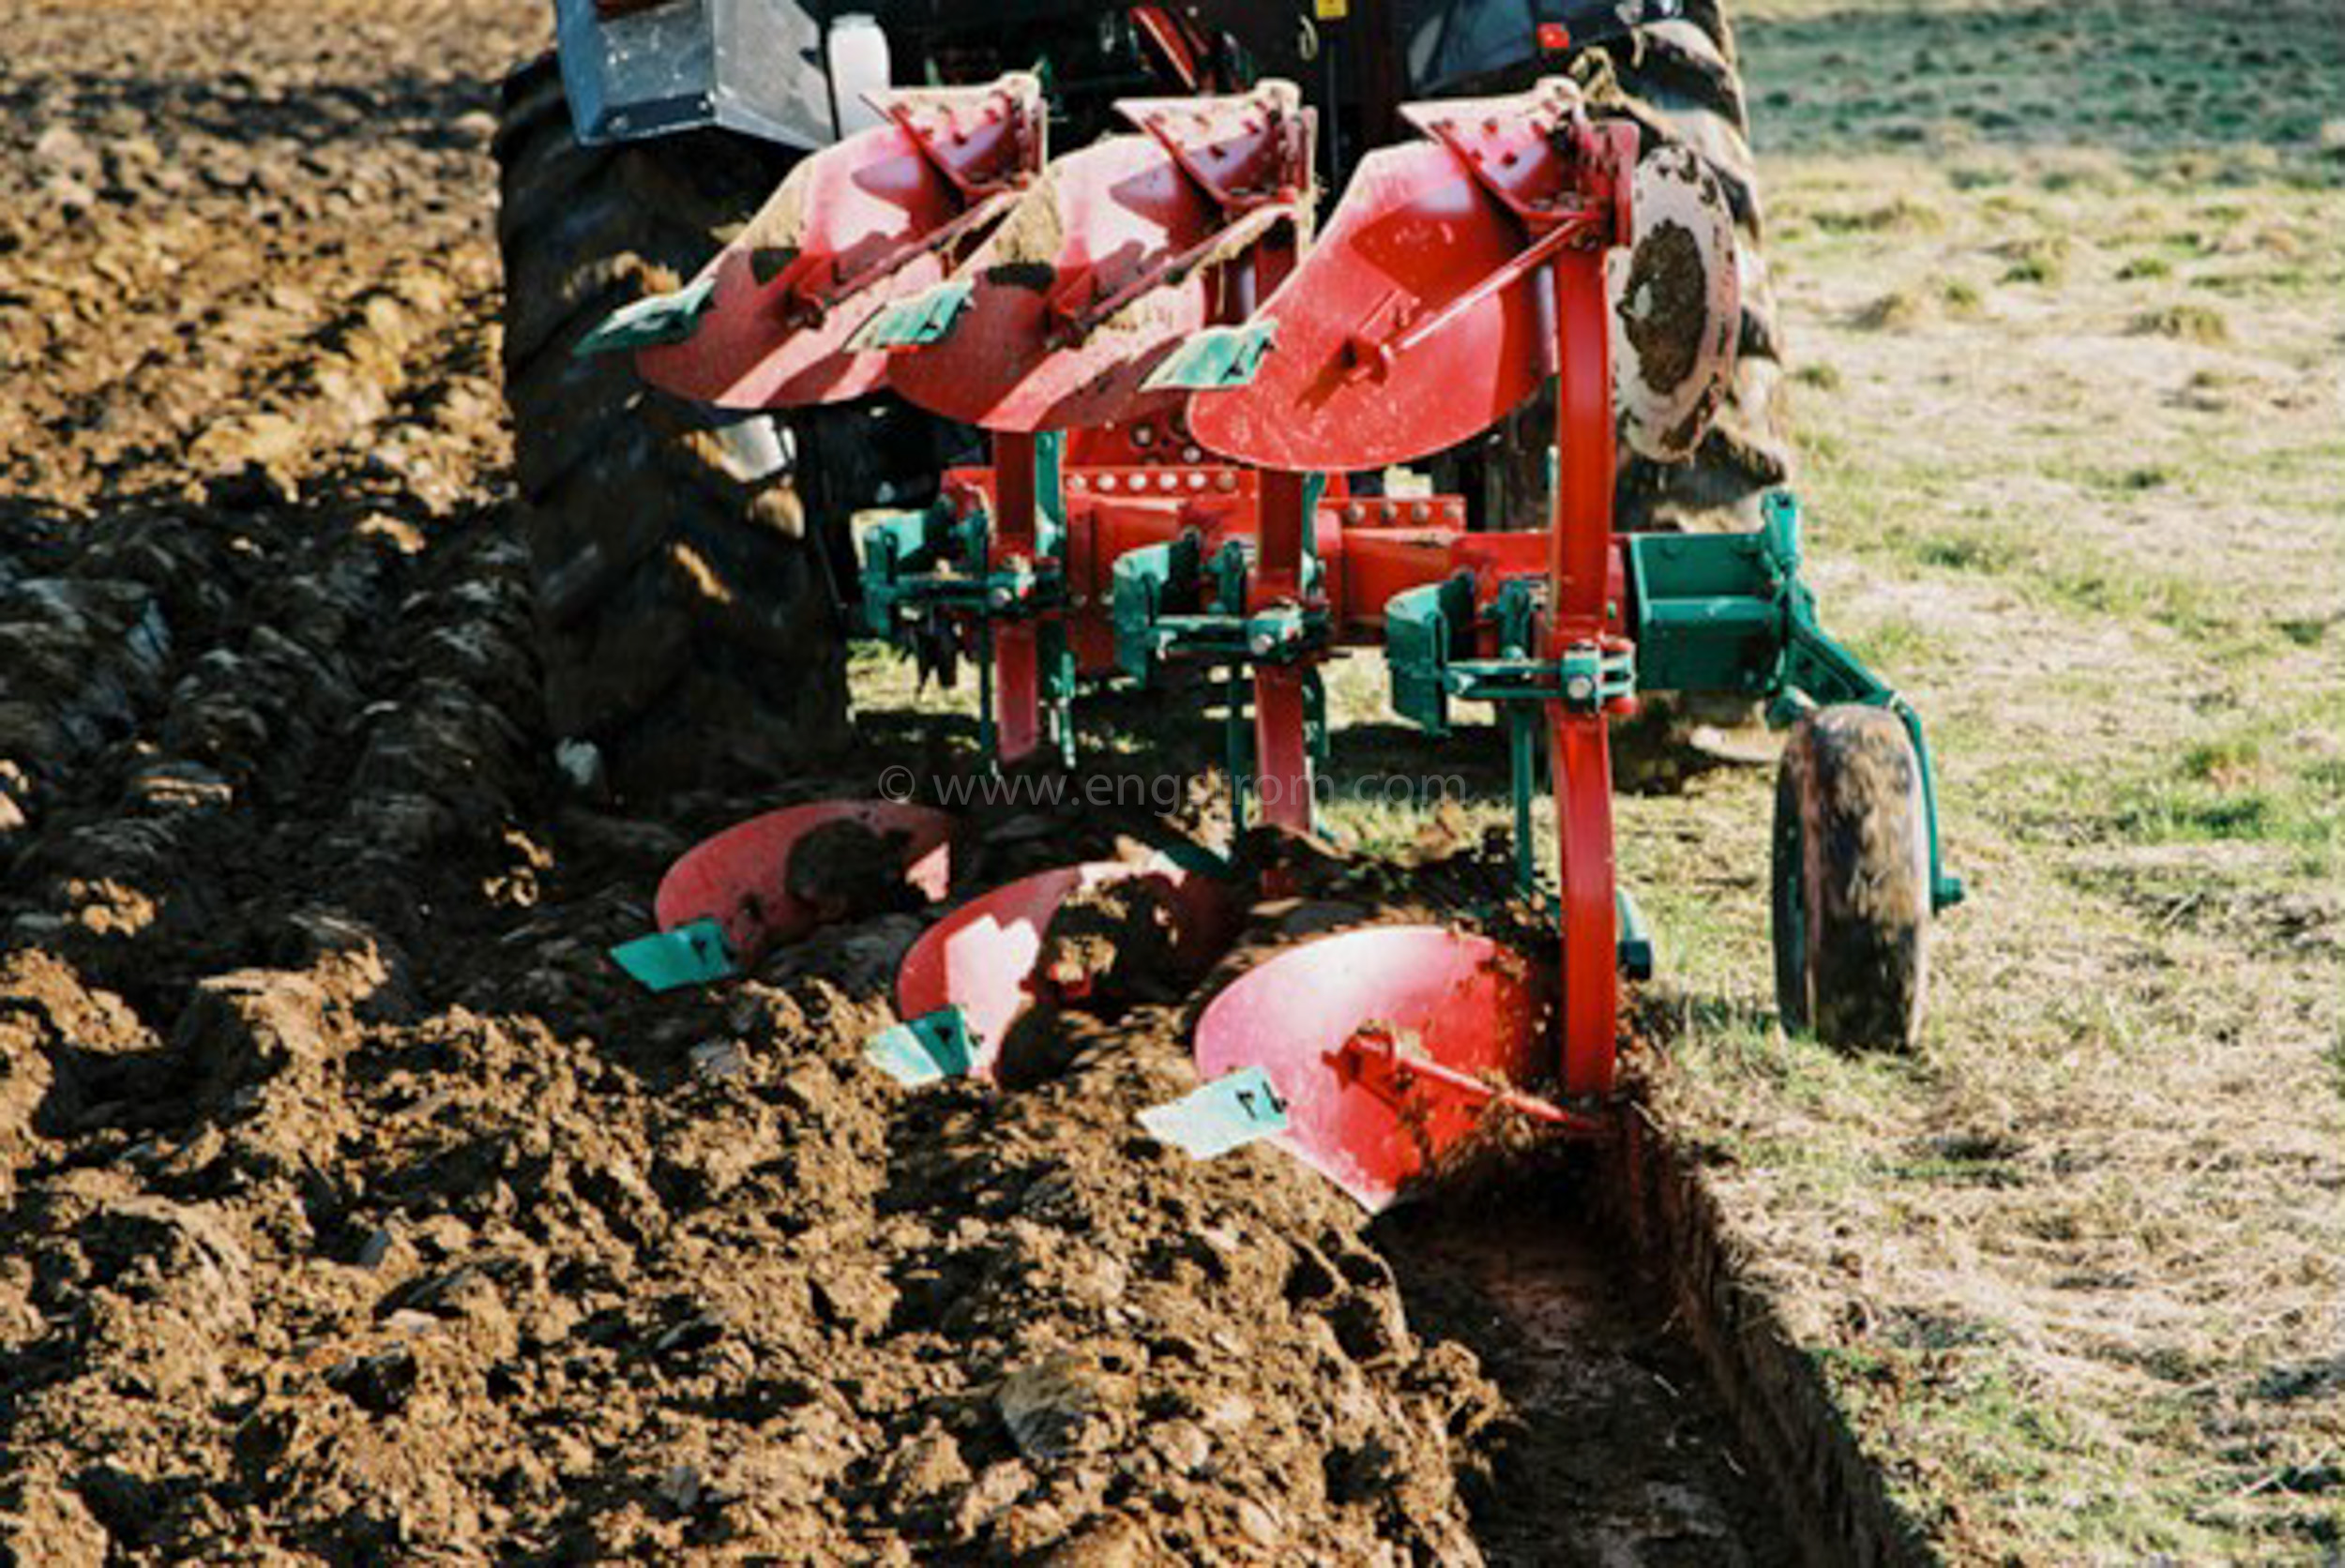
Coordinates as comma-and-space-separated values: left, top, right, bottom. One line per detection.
1614, 885, 1654, 981
575, 273, 719, 357
1378, 488, 1959, 914
1626, 490, 1963, 912
849, 277, 975, 351
858, 502, 955, 638
609, 916, 734, 992
1136, 1065, 1291, 1158
1110, 536, 1197, 683
1141, 319, 1278, 392
1383, 574, 1475, 735
857, 433, 1079, 765
1620, 496, 1797, 699
864, 1006, 976, 1086
1111, 529, 1332, 679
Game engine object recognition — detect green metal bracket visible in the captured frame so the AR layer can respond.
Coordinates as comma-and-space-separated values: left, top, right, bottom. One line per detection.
1615, 885, 1654, 981
576, 274, 718, 357
1560, 643, 1636, 712
1627, 490, 1963, 912
858, 435, 1080, 766
864, 1006, 976, 1086
1136, 1065, 1291, 1158
1110, 535, 1200, 683
1142, 319, 1278, 392
1384, 574, 1475, 736
850, 278, 975, 351
858, 501, 956, 638
609, 916, 734, 992
1112, 531, 1332, 678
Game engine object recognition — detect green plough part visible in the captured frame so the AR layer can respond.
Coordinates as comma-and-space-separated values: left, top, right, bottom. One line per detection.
1141, 319, 1278, 392
849, 278, 974, 351
1136, 1066, 1290, 1159
1614, 886, 1655, 981
856, 433, 1079, 765
858, 437, 1073, 641
1383, 490, 1961, 913
1111, 535, 1330, 678
1627, 490, 1964, 912
574, 273, 718, 357
609, 916, 734, 992
864, 1007, 975, 1086
1110, 536, 1199, 683
1384, 574, 1476, 737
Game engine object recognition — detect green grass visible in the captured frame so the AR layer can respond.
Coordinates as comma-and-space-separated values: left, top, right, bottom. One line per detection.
1676, 8, 2345, 1561
2096, 702, 2345, 870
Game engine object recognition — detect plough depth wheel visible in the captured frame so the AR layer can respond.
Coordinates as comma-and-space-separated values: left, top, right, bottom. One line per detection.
1772, 705, 1932, 1050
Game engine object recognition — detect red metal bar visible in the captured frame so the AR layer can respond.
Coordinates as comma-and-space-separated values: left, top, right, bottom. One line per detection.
1548, 241, 1621, 1097
1250, 467, 1315, 832
991, 431, 1044, 765
1335, 1022, 1609, 1136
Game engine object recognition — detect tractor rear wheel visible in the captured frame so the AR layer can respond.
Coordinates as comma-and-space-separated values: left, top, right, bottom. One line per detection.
1771, 705, 1930, 1050
1597, 2, 1793, 530
1440, 5, 1793, 535
493, 55, 850, 797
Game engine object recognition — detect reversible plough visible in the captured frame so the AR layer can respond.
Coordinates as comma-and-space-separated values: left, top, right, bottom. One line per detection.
593, 68, 1961, 1210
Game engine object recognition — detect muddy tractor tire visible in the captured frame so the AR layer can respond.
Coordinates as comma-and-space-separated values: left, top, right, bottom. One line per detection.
1771, 704, 1931, 1050
1447, 4, 1792, 535
493, 55, 850, 796
1599, 2, 1793, 530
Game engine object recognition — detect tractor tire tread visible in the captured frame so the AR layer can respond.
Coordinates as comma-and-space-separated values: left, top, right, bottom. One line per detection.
494, 52, 848, 794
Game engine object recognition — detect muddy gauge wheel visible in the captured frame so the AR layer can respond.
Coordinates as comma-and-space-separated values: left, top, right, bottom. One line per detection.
1771, 705, 1930, 1049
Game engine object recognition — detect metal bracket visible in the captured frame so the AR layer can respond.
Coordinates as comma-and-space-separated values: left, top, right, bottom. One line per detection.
609, 916, 734, 992
575, 273, 719, 357
1142, 318, 1279, 392
1112, 532, 1331, 679
864, 1006, 976, 1086
1627, 490, 1963, 912
1137, 1066, 1292, 1159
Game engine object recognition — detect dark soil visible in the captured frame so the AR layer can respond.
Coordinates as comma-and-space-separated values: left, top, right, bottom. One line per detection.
0, 3, 1793, 1561
1036, 877, 1185, 1005
784, 820, 921, 923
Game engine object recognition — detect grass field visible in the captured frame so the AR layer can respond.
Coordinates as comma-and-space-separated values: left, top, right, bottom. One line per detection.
1630, 2, 2344, 1558
854, 3, 2343, 1558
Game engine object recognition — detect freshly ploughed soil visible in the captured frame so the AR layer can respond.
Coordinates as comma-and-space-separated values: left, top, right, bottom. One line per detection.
784, 819, 921, 922
0, 1, 1792, 1561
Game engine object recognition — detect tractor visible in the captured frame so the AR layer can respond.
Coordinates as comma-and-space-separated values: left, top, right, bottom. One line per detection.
497, 0, 1960, 1202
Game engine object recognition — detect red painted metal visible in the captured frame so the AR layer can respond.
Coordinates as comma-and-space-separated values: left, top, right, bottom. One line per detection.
1127, 6, 1211, 90
885, 84, 1309, 433
1184, 80, 1617, 474
654, 801, 955, 960
885, 133, 1209, 430
989, 432, 1047, 765
636, 77, 1041, 410
1337, 1022, 1605, 1134
1192, 926, 1546, 1212
1330, 525, 1461, 639
897, 858, 1237, 1079
1543, 125, 1640, 1098
1184, 141, 1549, 471
1180, 84, 1640, 1095
1249, 467, 1317, 832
